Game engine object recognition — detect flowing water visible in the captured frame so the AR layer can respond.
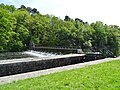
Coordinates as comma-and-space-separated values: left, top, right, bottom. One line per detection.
23, 50, 60, 57
0, 50, 61, 60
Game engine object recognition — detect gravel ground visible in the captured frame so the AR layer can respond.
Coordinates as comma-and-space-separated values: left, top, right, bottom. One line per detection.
0, 56, 120, 85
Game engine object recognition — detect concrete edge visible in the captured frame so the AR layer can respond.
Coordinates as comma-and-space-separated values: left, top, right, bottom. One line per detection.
0, 57, 120, 85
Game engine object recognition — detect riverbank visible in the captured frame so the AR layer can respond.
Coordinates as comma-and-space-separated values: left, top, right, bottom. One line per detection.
0, 56, 119, 85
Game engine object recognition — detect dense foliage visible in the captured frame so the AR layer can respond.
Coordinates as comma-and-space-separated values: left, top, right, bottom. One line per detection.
0, 4, 120, 56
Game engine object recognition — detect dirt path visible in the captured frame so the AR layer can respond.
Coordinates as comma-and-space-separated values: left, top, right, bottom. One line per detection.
0, 57, 120, 85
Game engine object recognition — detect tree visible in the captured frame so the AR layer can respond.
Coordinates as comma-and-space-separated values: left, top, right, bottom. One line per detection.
13, 9, 31, 49
0, 8, 16, 52
31, 8, 37, 14
107, 25, 120, 56
91, 21, 108, 48
0, 3, 16, 13
64, 15, 71, 21
0, 3, 119, 57
20, 5, 26, 9
26, 7, 32, 13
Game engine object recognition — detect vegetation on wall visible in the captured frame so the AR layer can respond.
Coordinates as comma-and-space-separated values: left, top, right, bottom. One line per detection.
0, 3, 120, 56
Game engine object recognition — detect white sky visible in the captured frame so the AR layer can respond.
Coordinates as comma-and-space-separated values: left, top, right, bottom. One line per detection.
1, 0, 120, 26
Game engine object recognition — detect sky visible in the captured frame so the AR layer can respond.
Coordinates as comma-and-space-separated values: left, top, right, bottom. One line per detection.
0, 0, 120, 26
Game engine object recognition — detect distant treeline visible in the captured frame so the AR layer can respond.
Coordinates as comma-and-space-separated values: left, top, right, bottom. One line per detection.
0, 3, 120, 56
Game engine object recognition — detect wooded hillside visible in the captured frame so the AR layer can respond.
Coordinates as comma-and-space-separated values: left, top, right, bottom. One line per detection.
0, 4, 120, 56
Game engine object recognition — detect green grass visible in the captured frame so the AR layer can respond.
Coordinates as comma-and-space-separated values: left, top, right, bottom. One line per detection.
0, 60, 120, 90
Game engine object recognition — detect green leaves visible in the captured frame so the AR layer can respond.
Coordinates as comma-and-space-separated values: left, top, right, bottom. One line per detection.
0, 8, 16, 52
0, 4, 120, 57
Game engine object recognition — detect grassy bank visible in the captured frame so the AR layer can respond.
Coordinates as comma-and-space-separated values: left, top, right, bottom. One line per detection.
0, 60, 120, 90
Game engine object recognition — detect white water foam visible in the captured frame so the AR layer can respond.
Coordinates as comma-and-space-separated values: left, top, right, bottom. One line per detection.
23, 50, 58, 57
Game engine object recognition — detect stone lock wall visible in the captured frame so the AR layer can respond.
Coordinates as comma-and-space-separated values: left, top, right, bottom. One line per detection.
0, 54, 84, 77
0, 54, 102, 77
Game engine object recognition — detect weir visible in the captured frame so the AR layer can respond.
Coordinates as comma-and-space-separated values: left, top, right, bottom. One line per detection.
0, 46, 103, 77
34, 46, 84, 54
